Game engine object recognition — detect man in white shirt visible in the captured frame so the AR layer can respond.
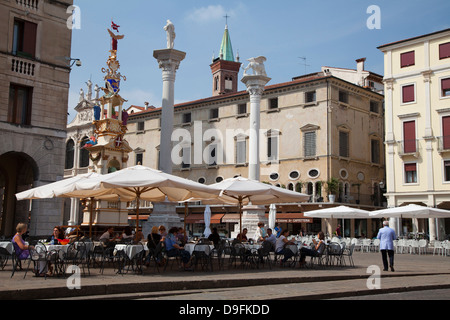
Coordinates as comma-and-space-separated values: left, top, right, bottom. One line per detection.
377, 221, 397, 272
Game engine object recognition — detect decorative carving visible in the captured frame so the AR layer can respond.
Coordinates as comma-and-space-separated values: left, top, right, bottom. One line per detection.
243, 56, 267, 76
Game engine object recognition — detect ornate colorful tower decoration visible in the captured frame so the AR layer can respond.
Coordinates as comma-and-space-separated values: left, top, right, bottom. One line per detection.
86, 22, 132, 174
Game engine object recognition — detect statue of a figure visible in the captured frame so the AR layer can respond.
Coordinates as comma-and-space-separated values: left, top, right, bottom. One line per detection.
243, 56, 268, 77
164, 20, 175, 49
94, 84, 100, 100
86, 80, 92, 100
79, 88, 84, 102
93, 105, 101, 121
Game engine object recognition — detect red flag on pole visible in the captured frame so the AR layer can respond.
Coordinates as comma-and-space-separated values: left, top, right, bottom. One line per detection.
111, 21, 120, 32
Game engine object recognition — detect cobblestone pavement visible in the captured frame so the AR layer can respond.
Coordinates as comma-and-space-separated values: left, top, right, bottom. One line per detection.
0, 251, 449, 300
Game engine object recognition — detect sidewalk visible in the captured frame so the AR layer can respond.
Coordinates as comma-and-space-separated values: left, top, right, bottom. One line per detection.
0, 251, 449, 300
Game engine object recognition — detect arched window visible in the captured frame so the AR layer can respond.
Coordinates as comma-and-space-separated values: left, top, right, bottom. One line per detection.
65, 139, 75, 169
79, 137, 90, 168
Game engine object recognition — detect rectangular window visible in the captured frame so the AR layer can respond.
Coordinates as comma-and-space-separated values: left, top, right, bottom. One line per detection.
8, 83, 33, 125
135, 153, 143, 166
402, 84, 415, 103
370, 101, 379, 113
339, 91, 348, 104
305, 91, 316, 103
304, 131, 316, 157
210, 108, 219, 119
443, 116, 450, 150
401, 51, 415, 68
236, 140, 246, 164
441, 78, 450, 97
137, 121, 145, 132
267, 136, 278, 161
12, 19, 37, 58
405, 163, 417, 183
182, 146, 191, 168
439, 42, 450, 60
339, 131, 349, 157
269, 98, 278, 109
238, 103, 247, 115
371, 139, 380, 164
182, 112, 191, 124
445, 161, 450, 182
403, 121, 416, 153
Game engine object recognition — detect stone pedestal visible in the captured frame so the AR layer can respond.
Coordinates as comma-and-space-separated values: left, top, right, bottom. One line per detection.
142, 201, 180, 239
231, 204, 268, 239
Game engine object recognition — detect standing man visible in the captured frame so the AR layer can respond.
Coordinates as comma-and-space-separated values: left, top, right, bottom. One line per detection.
377, 220, 397, 272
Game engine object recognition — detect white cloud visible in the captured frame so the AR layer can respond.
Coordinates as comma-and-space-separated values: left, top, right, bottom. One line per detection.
186, 5, 229, 24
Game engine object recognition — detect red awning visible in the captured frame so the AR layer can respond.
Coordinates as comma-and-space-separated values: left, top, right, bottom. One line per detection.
185, 214, 224, 224
128, 215, 149, 221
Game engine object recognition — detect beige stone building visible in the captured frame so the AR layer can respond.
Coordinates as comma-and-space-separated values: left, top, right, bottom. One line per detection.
125, 57, 386, 238
0, 0, 73, 237
378, 28, 450, 239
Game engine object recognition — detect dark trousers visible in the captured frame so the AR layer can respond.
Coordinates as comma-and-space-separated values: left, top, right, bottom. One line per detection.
277, 248, 294, 262
381, 250, 394, 270
167, 248, 191, 264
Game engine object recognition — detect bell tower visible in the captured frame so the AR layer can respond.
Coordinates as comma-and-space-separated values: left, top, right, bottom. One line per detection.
210, 24, 241, 96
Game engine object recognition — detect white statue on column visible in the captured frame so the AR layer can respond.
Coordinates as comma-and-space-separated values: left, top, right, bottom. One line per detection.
243, 56, 267, 76
164, 20, 175, 49
86, 80, 93, 101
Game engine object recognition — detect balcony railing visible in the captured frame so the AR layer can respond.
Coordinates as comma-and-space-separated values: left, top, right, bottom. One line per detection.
16, 0, 39, 10
11, 58, 35, 76
398, 139, 419, 157
437, 136, 450, 153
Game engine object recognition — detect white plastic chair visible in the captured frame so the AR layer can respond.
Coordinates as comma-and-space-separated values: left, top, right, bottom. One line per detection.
432, 241, 444, 256
371, 239, 380, 252
418, 239, 428, 255
351, 238, 361, 252
409, 240, 419, 254
362, 239, 372, 253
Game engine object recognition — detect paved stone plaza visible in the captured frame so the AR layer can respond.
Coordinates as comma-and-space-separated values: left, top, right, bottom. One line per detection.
0, 251, 448, 300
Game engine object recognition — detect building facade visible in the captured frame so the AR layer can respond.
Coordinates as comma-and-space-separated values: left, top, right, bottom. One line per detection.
378, 28, 450, 239
0, 0, 73, 237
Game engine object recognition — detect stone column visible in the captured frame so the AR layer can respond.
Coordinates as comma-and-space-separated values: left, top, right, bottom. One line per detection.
144, 49, 186, 239
241, 74, 271, 181
235, 72, 271, 239
153, 49, 186, 174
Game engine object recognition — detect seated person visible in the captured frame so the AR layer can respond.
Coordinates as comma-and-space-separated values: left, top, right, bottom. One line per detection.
133, 231, 144, 244
264, 228, 277, 250
47, 226, 65, 245
176, 227, 188, 246
236, 228, 248, 242
208, 228, 221, 247
299, 231, 326, 266
165, 227, 192, 271
99, 226, 118, 247
121, 226, 134, 242
275, 229, 296, 264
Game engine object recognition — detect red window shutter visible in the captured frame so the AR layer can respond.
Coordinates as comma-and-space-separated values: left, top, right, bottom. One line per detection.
402, 85, 415, 103
403, 121, 416, 153
442, 78, 450, 91
405, 163, 417, 172
443, 116, 450, 150
23, 21, 37, 58
401, 51, 415, 67
440, 42, 450, 60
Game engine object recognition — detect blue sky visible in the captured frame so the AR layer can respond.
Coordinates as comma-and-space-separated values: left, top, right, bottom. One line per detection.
67, 0, 450, 123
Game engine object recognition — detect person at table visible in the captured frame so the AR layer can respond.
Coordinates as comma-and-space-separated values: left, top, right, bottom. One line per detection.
298, 231, 326, 267
99, 226, 119, 247
133, 230, 144, 244
177, 227, 188, 246
158, 225, 167, 239
236, 228, 248, 242
165, 227, 192, 271
146, 226, 164, 267
121, 226, 134, 242
275, 229, 296, 265
254, 222, 266, 242
46, 226, 65, 245
264, 228, 277, 250
208, 227, 221, 247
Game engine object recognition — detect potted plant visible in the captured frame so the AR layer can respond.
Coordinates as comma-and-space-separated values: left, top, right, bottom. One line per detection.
326, 177, 339, 203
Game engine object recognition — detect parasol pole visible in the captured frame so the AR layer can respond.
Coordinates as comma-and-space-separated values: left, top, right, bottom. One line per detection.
89, 197, 94, 238
184, 202, 188, 238
135, 189, 141, 234
239, 196, 243, 241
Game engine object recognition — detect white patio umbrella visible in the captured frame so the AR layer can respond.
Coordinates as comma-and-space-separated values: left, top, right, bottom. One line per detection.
200, 177, 310, 236
54, 165, 221, 232
369, 204, 450, 219
268, 204, 277, 230
304, 205, 372, 219
203, 205, 212, 238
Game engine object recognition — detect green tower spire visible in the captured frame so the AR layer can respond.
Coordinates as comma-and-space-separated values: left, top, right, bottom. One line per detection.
219, 24, 235, 62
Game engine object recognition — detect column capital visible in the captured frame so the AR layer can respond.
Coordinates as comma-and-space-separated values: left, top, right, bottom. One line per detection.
153, 49, 186, 70
241, 74, 272, 96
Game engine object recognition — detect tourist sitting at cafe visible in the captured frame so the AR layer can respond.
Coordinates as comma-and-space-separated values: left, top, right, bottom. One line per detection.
46, 226, 65, 245
176, 227, 188, 246
208, 227, 221, 247
298, 231, 326, 267
254, 222, 266, 242
236, 228, 248, 241
99, 226, 119, 247
264, 228, 277, 250
165, 227, 192, 271
121, 226, 134, 242
275, 229, 296, 265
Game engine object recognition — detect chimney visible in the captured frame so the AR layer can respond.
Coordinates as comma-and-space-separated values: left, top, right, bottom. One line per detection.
356, 58, 366, 73
144, 102, 149, 110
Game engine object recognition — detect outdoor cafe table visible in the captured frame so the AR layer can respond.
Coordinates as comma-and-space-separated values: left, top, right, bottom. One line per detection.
184, 243, 215, 255
114, 244, 148, 259
0, 241, 14, 255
